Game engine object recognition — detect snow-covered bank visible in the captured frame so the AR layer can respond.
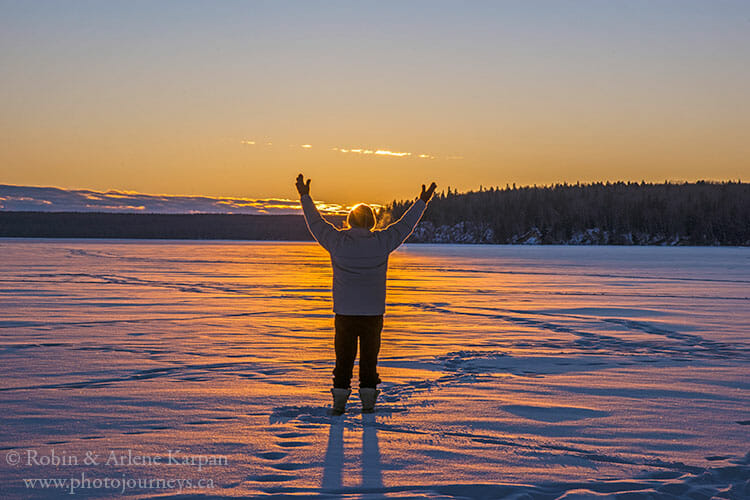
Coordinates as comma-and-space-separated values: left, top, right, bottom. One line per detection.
409, 221, 746, 246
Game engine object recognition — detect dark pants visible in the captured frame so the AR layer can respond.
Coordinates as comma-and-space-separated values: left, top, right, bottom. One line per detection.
333, 314, 384, 389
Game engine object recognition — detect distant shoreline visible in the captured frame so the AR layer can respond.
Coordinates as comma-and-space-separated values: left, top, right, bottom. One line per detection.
387, 181, 750, 246
1, 211, 747, 246
0, 211, 332, 241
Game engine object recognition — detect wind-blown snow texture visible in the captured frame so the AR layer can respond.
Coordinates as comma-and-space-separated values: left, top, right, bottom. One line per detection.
0, 240, 748, 499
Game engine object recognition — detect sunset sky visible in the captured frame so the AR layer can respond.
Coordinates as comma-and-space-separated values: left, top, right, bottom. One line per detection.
2, 1, 749, 205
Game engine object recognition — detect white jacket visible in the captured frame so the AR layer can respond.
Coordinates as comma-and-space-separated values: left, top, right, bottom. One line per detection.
300, 194, 426, 315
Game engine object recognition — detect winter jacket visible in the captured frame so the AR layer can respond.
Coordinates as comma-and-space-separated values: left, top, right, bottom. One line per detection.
300, 194, 426, 315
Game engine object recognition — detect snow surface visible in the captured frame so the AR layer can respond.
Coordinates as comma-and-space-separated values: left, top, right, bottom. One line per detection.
0, 240, 748, 499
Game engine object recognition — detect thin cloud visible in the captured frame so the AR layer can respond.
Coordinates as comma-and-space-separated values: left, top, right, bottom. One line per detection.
375, 150, 410, 157
85, 204, 146, 211
332, 147, 432, 158
0, 185, 344, 215
241, 138, 442, 160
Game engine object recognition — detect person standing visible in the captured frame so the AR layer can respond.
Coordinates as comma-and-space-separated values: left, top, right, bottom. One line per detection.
296, 174, 437, 414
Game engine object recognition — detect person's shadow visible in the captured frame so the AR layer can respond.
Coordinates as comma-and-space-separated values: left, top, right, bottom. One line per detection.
321, 417, 344, 489
321, 413, 383, 491
361, 413, 384, 488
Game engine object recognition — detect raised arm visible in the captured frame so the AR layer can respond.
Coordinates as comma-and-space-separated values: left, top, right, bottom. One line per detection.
382, 182, 436, 252
296, 174, 339, 251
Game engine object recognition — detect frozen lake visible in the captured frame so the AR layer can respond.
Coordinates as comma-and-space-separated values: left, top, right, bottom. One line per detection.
1, 240, 748, 498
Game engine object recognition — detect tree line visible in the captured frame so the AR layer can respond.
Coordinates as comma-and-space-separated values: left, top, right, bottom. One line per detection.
382, 181, 750, 245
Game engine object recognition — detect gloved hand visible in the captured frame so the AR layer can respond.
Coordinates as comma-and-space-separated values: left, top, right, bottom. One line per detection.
420, 182, 437, 203
296, 174, 311, 196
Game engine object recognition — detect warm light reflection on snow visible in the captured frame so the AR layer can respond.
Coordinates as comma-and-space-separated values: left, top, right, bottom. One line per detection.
0, 242, 748, 498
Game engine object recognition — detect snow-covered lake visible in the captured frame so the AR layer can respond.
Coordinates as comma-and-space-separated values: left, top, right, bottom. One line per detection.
1, 240, 748, 499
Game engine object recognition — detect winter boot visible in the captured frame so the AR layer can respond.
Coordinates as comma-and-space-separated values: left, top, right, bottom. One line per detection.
359, 387, 380, 413
331, 388, 351, 415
